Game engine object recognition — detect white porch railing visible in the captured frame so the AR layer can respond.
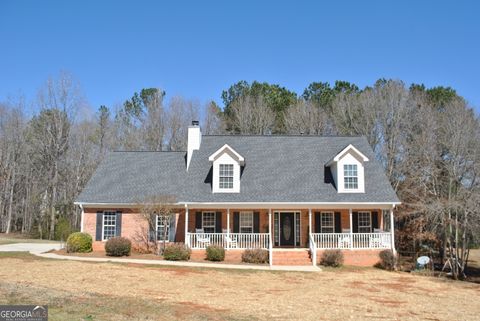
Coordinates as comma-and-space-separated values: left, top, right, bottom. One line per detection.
187, 232, 270, 249
311, 232, 392, 250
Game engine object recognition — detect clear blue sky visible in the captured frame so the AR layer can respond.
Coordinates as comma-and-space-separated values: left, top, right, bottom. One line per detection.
1, 0, 479, 111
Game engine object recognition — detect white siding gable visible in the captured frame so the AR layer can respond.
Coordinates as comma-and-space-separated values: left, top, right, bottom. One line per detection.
209, 145, 244, 193
327, 144, 368, 193
336, 152, 365, 193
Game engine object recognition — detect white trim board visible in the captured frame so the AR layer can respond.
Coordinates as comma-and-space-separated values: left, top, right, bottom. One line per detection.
75, 202, 400, 209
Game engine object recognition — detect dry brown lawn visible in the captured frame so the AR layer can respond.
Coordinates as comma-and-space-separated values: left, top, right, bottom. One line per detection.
0, 252, 479, 321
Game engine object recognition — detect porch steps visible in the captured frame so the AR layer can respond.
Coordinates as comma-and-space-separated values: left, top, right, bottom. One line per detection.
272, 249, 312, 266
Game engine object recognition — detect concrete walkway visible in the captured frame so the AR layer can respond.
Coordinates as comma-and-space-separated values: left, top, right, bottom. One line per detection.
0, 242, 63, 254
0, 242, 321, 272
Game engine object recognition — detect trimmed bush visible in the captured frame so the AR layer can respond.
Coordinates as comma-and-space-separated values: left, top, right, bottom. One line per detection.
163, 244, 191, 261
105, 237, 131, 257
206, 245, 225, 261
66, 232, 92, 253
320, 249, 344, 267
378, 249, 396, 271
242, 249, 269, 264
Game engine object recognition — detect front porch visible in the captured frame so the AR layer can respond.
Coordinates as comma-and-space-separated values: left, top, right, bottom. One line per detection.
184, 207, 395, 266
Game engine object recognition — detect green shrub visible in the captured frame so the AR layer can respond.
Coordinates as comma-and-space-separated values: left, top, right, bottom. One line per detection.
163, 244, 191, 261
242, 249, 269, 264
206, 245, 225, 261
320, 249, 344, 267
54, 217, 74, 241
105, 237, 131, 257
66, 232, 92, 253
378, 249, 396, 271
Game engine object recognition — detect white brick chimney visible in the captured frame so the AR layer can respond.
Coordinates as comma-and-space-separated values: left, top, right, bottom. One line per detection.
187, 120, 201, 170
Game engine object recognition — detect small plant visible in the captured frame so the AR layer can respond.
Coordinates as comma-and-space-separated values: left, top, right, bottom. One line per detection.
320, 249, 344, 267
206, 245, 225, 261
163, 244, 191, 261
105, 237, 131, 257
378, 249, 396, 271
242, 249, 269, 264
66, 232, 92, 253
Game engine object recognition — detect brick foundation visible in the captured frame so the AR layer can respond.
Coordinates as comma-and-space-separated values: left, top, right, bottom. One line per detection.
191, 249, 244, 263
316, 249, 382, 267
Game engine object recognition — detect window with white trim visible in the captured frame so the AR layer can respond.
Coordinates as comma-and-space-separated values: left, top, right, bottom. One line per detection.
321, 212, 334, 233
103, 212, 116, 241
219, 164, 234, 189
156, 215, 170, 241
358, 211, 371, 233
202, 212, 216, 233
239, 211, 253, 233
344, 164, 358, 189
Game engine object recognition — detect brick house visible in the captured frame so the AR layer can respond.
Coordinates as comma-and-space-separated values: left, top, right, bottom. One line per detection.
75, 121, 400, 266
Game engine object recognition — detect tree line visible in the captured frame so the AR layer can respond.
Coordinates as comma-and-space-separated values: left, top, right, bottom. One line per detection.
0, 72, 479, 277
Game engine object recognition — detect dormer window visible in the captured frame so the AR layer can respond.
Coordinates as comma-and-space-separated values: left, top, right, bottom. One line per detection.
219, 164, 234, 189
209, 144, 244, 193
326, 144, 369, 193
343, 164, 358, 190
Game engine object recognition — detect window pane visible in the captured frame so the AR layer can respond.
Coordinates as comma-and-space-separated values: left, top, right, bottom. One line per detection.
219, 164, 234, 189
103, 212, 116, 240
202, 212, 216, 233
344, 164, 358, 189
156, 215, 170, 241
358, 212, 371, 233
239, 211, 253, 233
321, 212, 334, 233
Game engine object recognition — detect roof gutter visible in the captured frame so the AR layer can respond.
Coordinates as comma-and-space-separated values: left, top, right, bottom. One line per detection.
74, 201, 401, 210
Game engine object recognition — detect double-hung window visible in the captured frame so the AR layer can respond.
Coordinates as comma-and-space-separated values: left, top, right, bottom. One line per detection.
358, 211, 371, 233
103, 212, 116, 241
219, 164, 234, 189
321, 212, 334, 233
344, 164, 358, 190
156, 215, 170, 241
239, 211, 254, 233
202, 212, 216, 233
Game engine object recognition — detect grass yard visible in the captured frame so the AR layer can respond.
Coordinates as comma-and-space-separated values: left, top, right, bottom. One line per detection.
0, 252, 479, 320
0, 233, 59, 245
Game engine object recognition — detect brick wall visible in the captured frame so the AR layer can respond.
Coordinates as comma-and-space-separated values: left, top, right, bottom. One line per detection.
316, 249, 382, 267
83, 207, 387, 252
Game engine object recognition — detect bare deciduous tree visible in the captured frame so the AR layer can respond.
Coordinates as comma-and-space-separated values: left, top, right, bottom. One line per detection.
229, 94, 275, 134
138, 195, 177, 255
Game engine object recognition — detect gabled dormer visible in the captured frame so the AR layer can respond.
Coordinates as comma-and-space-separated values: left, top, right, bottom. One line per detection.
209, 144, 244, 193
326, 144, 369, 193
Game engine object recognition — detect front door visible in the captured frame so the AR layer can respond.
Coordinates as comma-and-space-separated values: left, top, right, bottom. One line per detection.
280, 212, 295, 246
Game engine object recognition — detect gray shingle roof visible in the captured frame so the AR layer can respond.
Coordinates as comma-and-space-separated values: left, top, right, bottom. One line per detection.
76, 136, 400, 204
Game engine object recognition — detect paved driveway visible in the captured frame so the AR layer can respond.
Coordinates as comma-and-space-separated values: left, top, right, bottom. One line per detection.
0, 242, 62, 254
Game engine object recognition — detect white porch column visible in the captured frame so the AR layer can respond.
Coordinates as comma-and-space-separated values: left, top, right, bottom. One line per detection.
268, 209, 272, 237
268, 208, 272, 267
308, 209, 312, 235
226, 208, 230, 250
79, 204, 84, 233
390, 206, 396, 256
349, 208, 353, 249
185, 205, 189, 247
